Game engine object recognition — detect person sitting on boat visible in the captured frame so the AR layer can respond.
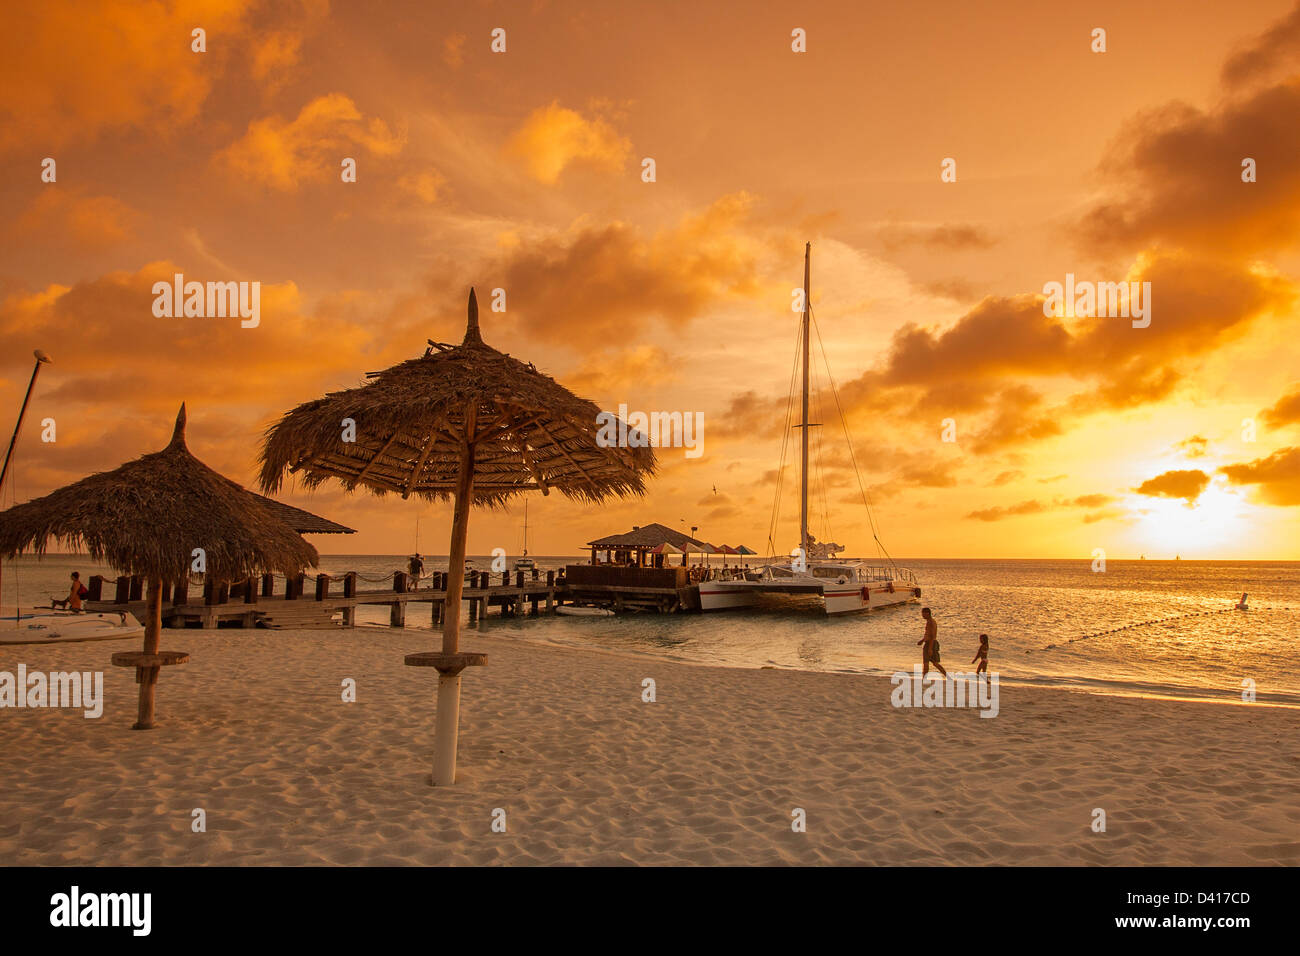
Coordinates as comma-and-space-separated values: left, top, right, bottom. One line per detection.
51, 571, 88, 612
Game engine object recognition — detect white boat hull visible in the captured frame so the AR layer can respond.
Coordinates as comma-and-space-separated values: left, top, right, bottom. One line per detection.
697, 584, 761, 611
698, 565, 921, 615
821, 583, 919, 614
556, 605, 614, 617
0, 610, 145, 645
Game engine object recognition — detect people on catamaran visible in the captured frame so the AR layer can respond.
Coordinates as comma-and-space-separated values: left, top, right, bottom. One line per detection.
972, 633, 990, 680
407, 553, 424, 589
51, 571, 88, 612
918, 607, 947, 679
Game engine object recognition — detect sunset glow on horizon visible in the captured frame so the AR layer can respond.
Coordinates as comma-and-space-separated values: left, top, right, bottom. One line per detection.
3, 0, 1300, 560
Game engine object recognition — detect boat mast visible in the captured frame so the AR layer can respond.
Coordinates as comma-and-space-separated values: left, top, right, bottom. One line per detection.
522, 500, 528, 556
1, 350, 52, 624
799, 242, 811, 558
0, 350, 51, 494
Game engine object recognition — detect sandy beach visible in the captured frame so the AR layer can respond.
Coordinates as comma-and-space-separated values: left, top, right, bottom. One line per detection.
2, 628, 1297, 866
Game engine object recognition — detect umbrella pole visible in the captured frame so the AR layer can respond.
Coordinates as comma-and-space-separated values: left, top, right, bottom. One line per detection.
433, 443, 475, 785
134, 577, 162, 730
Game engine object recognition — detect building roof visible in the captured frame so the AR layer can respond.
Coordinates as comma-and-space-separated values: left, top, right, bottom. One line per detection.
586, 522, 711, 552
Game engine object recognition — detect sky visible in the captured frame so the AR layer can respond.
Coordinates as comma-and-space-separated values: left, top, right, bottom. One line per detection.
2, 0, 1300, 560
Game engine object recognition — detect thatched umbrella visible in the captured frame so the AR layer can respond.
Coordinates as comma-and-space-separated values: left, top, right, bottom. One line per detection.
259, 288, 655, 784
0, 404, 318, 729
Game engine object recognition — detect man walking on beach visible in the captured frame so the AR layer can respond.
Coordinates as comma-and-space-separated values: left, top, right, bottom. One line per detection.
918, 607, 947, 679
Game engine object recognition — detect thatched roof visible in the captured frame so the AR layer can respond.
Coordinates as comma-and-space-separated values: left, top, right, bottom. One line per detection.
253, 494, 355, 534
0, 405, 318, 581
587, 521, 711, 552
258, 288, 656, 506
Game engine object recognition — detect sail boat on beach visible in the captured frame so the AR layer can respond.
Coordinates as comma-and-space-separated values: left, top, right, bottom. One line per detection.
698, 243, 921, 614
513, 499, 536, 572
0, 350, 143, 643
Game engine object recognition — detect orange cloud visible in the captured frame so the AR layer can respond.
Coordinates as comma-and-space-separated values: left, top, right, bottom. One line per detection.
0, 262, 394, 496
710, 390, 787, 440
877, 223, 997, 251
507, 102, 631, 184
1262, 386, 1300, 429
1222, 2, 1300, 89
0, 261, 373, 413
1084, 15, 1300, 260
10, 190, 138, 250
966, 500, 1046, 522
486, 194, 764, 344
1174, 435, 1210, 458
1134, 469, 1211, 503
0, 0, 253, 149
1220, 447, 1300, 506
565, 345, 676, 397
966, 494, 1117, 522
217, 94, 405, 191
251, 30, 303, 94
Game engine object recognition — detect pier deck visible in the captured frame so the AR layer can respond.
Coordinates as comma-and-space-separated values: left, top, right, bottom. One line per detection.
81, 567, 695, 629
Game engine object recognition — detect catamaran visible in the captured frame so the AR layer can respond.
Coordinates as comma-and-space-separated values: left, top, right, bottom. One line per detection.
698, 243, 921, 614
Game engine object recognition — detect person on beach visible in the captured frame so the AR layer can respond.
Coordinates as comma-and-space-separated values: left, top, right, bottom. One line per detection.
51, 571, 88, 612
918, 607, 947, 678
407, 553, 424, 589
971, 633, 989, 680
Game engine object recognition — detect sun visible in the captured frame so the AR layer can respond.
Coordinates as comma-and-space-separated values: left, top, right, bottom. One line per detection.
1129, 478, 1251, 557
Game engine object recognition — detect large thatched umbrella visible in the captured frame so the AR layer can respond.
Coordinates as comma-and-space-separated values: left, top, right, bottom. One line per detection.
259, 288, 655, 784
0, 404, 318, 729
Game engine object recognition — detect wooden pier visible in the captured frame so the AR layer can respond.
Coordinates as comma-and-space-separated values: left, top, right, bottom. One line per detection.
81, 565, 694, 629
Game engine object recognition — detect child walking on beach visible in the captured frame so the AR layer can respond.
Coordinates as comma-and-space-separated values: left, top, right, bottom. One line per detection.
972, 634, 989, 680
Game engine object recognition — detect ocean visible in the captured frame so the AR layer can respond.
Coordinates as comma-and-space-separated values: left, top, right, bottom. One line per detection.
4, 554, 1297, 706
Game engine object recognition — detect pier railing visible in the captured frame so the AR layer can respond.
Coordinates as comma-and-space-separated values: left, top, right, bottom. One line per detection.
82, 565, 699, 626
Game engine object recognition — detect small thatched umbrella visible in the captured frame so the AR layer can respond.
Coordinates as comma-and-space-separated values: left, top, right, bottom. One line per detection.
259, 288, 655, 785
0, 404, 318, 729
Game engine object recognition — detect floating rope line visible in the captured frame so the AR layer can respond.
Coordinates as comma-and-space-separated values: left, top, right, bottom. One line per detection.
1029, 603, 1300, 652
